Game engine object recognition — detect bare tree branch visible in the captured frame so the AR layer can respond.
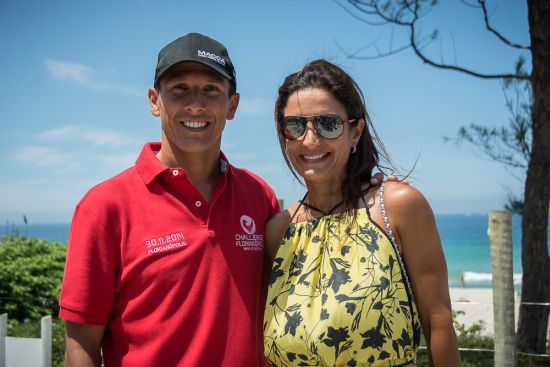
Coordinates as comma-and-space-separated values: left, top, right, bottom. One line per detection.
478, 0, 531, 50
336, 37, 416, 60
451, 124, 528, 169
450, 30, 458, 65
459, 0, 482, 9
344, 0, 531, 80
407, 26, 526, 78
444, 74, 532, 174
332, 0, 388, 25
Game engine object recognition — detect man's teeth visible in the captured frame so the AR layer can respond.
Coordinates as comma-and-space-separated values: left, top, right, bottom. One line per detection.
183, 121, 208, 128
303, 153, 328, 160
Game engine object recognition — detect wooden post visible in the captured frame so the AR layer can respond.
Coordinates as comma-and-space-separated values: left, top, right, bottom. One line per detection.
41, 316, 52, 367
0, 314, 6, 367
488, 211, 516, 367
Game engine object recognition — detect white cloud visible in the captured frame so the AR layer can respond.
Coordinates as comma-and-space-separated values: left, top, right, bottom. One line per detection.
36, 125, 76, 140
100, 153, 136, 169
44, 59, 142, 97
224, 152, 258, 163
37, 125, 139, 148
80, 129, 135, 147
237, 97, 272, 116
45, 59, 93, 84
247, 163, 287, 176
16, 146, 73, 167
0, 183, 82, 223
15, 126, 141, 170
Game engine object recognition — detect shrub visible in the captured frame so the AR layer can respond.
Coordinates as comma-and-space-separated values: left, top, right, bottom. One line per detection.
0, 235, 66, 319
0, 235, 67, 367
415, 310, 495, 366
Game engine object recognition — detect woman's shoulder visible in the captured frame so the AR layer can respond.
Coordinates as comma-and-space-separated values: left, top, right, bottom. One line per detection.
265, 203, 301, 261
382, 181, 434, 221
383, 181, 427, 205
269, 200, 305, 225
267, 208, 293, 235
273, 199, 303, 219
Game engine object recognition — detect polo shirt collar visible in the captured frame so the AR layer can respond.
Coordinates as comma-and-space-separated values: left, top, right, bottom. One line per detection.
135, 142, 231, 186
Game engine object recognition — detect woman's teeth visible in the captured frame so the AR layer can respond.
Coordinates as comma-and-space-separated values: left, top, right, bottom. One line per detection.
303, 153, 328, 160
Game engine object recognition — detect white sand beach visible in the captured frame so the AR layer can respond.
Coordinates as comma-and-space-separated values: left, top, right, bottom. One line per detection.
449, 287, 520, 335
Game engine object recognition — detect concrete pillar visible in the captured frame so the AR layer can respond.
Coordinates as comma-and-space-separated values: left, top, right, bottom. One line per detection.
488, 211, 516, 367
41, 316, 51, 367
0, 314, 6, 367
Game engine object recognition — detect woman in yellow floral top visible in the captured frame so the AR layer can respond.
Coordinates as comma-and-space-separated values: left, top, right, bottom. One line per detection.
263, 60, 459, 366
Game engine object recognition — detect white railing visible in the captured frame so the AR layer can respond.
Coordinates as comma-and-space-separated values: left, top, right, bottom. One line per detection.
0, 314, 51, 367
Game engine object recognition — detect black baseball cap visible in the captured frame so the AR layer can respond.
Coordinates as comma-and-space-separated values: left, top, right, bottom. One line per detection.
154, 33, 237, 91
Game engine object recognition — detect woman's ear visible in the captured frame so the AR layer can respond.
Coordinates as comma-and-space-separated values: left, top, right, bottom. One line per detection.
352, 118, 366, 145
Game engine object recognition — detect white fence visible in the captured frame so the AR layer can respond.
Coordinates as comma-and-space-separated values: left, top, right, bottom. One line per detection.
0, 314, 51, 367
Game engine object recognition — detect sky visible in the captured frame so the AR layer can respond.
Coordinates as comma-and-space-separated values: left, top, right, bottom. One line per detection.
0, 0, 531, 224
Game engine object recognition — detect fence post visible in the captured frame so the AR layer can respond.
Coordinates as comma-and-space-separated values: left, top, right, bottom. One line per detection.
0, 314, 6, 367
41, 316, 51, 367
488, 210, 516, 367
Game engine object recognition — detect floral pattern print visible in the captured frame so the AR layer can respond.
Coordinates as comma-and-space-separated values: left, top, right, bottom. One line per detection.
264, 208, 421, 367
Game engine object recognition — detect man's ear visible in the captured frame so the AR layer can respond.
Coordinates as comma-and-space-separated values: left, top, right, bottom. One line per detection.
226, 93, 240, 120
148, 87, 161, 117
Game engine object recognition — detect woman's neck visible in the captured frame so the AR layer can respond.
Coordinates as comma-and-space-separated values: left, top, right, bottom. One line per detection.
304, 182, 344, 215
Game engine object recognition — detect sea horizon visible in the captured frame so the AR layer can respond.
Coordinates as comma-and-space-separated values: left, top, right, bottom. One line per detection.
2, 213, 536, 289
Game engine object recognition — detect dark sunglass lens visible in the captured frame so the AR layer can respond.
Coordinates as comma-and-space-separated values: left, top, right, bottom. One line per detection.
315, 115, 343, 138
283, 117, 306, 139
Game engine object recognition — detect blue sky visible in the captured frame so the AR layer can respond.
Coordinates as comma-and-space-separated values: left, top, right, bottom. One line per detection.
0, 0, 530, 223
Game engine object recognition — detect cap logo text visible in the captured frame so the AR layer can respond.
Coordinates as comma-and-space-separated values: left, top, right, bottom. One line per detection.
197, 50, 226, 66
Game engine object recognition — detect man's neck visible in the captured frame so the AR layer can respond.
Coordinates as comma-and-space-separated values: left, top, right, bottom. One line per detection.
157, 143, 221, 203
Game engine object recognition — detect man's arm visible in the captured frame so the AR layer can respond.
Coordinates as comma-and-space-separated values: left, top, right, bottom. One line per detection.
65, 321, 106, 367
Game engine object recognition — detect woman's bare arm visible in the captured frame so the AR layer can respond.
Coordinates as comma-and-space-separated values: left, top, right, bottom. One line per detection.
385, 183, 460, 366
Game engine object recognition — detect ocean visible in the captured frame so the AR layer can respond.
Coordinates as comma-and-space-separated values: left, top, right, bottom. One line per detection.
2, 214, 530, 288
437, 214, 523, 288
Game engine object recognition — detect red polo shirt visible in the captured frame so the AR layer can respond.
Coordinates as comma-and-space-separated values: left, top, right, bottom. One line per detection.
59, 142, 279, 367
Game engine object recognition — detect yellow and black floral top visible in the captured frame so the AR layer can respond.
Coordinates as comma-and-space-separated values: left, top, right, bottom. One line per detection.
263, 185, 421, 367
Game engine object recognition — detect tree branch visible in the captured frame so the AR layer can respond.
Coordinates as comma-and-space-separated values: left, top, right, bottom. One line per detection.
344, 0, 531, 80
337, 38, 413, 60
332, 0, 389, 26
478, 0, 531, 50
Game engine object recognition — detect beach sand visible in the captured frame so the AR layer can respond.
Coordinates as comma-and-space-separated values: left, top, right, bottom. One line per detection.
449, 287, 520, 335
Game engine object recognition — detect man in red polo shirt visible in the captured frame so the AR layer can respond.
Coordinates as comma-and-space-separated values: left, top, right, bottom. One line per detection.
59, 33, 279, 366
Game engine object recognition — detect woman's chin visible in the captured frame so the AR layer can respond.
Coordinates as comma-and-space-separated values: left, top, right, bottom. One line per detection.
300, 169, 336, 184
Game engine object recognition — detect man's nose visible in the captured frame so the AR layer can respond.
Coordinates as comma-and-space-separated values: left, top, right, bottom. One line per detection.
185, 90, 206, 114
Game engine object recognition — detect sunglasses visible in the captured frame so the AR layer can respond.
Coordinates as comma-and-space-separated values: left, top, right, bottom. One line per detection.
281, 114, 357, 140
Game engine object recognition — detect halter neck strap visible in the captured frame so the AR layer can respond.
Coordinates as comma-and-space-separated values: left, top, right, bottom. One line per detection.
292, 184, 373, 221
300, 192, 344, 216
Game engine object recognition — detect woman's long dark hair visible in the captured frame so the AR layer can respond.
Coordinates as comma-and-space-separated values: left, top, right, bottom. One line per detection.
275, 59, 392, 212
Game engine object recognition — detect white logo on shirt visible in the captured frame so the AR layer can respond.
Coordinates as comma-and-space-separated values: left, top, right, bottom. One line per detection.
145, 231, 187, 255
235, 215, 263, 251
240, 215, 256, 234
